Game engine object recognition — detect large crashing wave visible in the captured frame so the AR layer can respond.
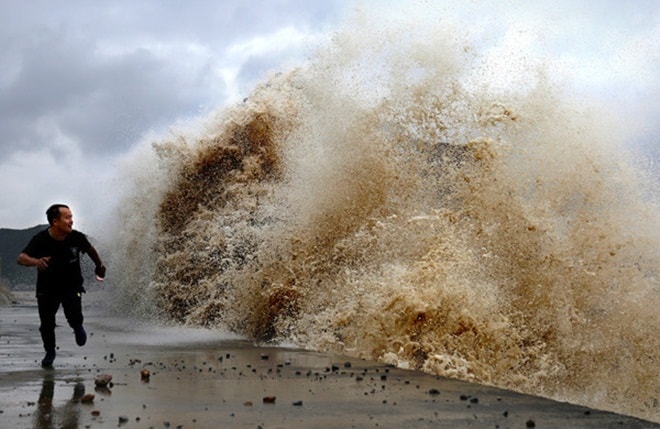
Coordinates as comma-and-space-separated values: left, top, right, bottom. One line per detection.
108, 15, 659, 422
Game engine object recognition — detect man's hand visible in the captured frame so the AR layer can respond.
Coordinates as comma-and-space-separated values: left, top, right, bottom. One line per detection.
95, 264, 106, 280
35, 256, 50, 271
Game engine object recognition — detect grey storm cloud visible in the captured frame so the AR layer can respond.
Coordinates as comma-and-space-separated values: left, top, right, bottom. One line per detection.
1, 29, 208, 155
0, 1, 348, 158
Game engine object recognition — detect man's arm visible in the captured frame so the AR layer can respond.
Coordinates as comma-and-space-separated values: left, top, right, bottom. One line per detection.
86, 245, 106, 278
17, 253, 50, 271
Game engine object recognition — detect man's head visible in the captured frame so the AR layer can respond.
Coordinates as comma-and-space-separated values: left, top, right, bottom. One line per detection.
46, 204, 73, 235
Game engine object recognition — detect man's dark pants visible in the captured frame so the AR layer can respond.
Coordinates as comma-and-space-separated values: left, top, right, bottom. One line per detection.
37, 292, 83, 353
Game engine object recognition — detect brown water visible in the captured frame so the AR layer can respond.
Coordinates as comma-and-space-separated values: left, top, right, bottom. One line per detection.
106, 11, 659, 422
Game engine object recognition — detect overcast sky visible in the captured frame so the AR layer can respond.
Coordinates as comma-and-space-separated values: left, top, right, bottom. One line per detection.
1, 0, 658, 230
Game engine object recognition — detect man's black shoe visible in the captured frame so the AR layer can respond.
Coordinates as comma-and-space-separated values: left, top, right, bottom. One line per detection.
74, 326, 87, 346
41, 351, 56, 368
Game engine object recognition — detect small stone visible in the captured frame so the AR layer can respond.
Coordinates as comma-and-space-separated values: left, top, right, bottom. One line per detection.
94, 374, 112, 386
292, 400, 303, 406
244, 401, 253, 406
459, 394, 469, 401
470, 397, 479, 404
526, 420, 536, 428
260, 354, 269, 360
80, 394, 95, 404
91, 410, 100, 416
428, 389, 441, 396
141, 368, 151, 381
262, 396, 276, 404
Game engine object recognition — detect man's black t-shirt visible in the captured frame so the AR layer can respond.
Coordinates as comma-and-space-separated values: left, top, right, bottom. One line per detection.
22, 229, 92, 296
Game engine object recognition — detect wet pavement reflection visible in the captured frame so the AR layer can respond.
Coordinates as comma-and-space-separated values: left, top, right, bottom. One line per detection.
33, 373, 84, 429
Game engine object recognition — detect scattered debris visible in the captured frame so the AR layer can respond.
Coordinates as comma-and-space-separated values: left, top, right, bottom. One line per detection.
94, 374, 112, 387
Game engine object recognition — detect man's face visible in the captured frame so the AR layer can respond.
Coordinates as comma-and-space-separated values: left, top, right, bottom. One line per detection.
53, 207, 74, 234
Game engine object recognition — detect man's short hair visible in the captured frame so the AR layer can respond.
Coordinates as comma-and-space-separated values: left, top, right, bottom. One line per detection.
46, 204, 69, 226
